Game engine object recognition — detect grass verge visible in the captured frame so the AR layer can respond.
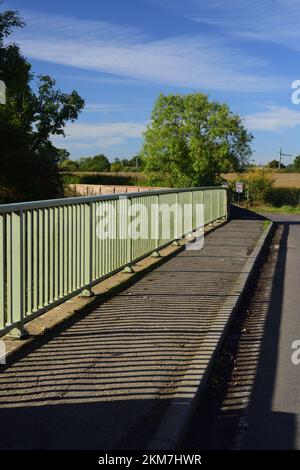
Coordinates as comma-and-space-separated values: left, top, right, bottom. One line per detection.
245, 204, 300, 214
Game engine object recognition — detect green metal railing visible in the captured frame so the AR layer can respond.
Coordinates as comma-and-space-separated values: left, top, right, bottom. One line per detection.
0, 187, 227, 336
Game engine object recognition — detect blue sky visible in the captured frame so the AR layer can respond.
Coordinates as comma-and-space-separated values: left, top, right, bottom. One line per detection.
4, 0, 300, 163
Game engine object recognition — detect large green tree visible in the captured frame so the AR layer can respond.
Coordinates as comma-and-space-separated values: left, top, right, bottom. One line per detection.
0, 7, 84, 202
141, 93, 253, 187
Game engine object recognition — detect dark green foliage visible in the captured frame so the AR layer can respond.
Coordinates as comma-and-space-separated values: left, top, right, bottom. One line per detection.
59, 159, 79, 172
56, 148, 70, 163
264, 187, 300, 207
110, 155, 141, 172
278, 167, 300, 173
61, 172, 149, 187
267, 159, 282, 169
61, 155, 142, 173
0, 7, 84, 203
294, 155, 300, 170
77, 154, 110, 172
60, 173, 81, 185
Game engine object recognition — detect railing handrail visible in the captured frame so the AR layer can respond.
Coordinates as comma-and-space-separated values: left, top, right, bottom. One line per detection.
0, 186, 223, 213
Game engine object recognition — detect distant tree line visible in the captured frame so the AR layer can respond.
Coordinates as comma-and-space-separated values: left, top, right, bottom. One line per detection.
267, 155, 300, 171
59, 153, 142, 173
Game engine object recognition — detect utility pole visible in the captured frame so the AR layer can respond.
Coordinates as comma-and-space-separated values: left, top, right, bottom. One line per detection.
279, 148, 282, 170
279, 148, 293, 169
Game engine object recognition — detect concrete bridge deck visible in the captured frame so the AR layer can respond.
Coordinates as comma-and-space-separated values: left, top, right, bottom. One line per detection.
0, 219, 264, 450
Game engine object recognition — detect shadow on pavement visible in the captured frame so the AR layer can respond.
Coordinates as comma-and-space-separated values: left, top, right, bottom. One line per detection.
183, 218, 300, 450
230, 204, 267, 220
240, 222, 296, 449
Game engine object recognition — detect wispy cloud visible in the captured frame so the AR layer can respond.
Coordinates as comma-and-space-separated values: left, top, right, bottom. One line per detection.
150, 0, 300, 51
13, 10, 287, 92
52, 121, 147, 151
84, 104, 135, 113
244, 105, 300, 131
54, 72, 150, 87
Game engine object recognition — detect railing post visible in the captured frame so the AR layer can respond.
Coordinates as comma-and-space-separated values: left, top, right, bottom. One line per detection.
207, 190, 213, 226
191, 189, 194, 231
80, 202, 94, 297
172, 191, 180, 245
123, 197, 134, 272
185, 190, 196, 241
225, 189, 229, 219
151, 193, 161, 258
8, 211, 27, 338
0, 214, 5, 330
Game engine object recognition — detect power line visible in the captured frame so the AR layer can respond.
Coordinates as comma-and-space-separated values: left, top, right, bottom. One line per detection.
279, 148, 294, 169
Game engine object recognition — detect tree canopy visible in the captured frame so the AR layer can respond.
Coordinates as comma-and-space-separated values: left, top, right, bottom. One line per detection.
77, 154, 110, 172
267, 159, 282, 169
0, 7, 84, 202
58, 154, 142, 173
294, 155, 300, 170
141, 93, 253, 187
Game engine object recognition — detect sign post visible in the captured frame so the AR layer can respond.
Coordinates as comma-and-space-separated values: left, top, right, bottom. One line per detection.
235, 182, 244, 205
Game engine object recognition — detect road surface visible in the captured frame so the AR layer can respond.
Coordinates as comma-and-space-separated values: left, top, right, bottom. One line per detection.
184, 213, 300, 450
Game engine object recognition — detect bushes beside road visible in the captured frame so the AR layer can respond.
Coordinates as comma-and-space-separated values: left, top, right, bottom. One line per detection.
229, 169, 300, 208
264, 187, 300, 207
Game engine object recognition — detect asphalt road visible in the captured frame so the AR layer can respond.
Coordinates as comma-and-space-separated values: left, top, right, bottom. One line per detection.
184, 213, 300, 450
243, 213, 300, 449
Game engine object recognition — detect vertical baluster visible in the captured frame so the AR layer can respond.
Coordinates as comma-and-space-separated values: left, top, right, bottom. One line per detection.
33, 210, 38, 311
26, 211, 32, 315
9, 211, 25, 336
44, 208, 49, 306
80, 201, 93, 295
60, 206, 65, 297
54, 207, 59, 301
0, 214, 5, 329
38, 209, 44, 309
6, 214, 12, 325
63, 206, 68, 296
49, 208, 54, 304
